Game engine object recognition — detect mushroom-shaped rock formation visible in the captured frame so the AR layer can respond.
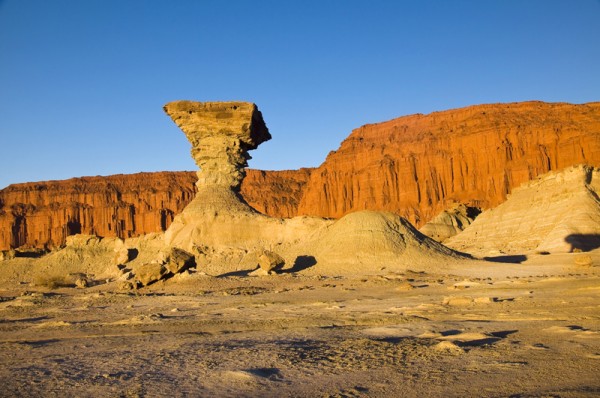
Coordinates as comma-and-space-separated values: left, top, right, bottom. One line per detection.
163, 101, 271, 191
161, 100, 467, 276
163, 101, 270, 214
162, 101, 327, 259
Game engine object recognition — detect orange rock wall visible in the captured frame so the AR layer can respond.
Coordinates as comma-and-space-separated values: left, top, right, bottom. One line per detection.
0, 169, 312, 250
0, 172, 196, 250
297, 101, 600, 225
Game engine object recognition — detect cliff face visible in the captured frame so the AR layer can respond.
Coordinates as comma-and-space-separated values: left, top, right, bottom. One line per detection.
297, 101, 600, 226
0, 172, 196, 250
241, 168, 314, 217
0, 169, 312, 250
2, 101, 599, 250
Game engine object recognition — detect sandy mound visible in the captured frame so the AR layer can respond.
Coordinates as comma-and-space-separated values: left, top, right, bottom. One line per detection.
446, 165, 600, 256
284, 211, 469, 275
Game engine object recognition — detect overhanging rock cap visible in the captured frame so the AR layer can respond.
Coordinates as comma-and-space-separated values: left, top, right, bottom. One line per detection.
163, 100, 271, 149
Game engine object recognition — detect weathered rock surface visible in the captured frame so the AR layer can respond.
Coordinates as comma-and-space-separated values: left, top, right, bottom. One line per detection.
163, 101, 271, 191
133, 262, 168, 287
297, 101, 600, 226
2, 101, 598, 251
284, 210, 469, 275
419, 203, 481, 242
0, 172, 197, 251
164, 247, 196, 275
445, 165, 600, 256
257, 250, 285, 273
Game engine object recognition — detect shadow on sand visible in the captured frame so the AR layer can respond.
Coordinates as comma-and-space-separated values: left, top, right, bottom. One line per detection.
483, 255, 528, 264
282, 255, 317, 273
565, 234, 600, 252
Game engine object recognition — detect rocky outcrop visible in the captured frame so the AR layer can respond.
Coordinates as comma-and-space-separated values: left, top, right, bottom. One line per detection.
161, 100, 286, 250
297, 101, 600, 226
2, 101, 598, 251
445, 165, 600, 255
419, 203, 481, 242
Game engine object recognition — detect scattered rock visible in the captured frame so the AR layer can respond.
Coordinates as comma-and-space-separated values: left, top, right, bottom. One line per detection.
257, 250, 285, 273
118, 271, 134, 281
118, 281, 138, 290
443, 296, 474, 306
134, 263, 168, 287
113, 249, 130, 266
165, 248, 196, 274
0, 250, 16, 261
433, 341, 464, 354
395, 282, 415, 291
74, 276, 89, 289
574, 254, 593, 266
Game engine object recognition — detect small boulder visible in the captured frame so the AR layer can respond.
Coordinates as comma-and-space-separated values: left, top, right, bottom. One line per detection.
0, 250, 16, 261
75, 277, 89, 289
113, 247, 138, 266
113, 249, 130, 266
433, 341, 464, 354
134, 263, 168, 286
257, 250, 285, 273
165, 248, 196, 274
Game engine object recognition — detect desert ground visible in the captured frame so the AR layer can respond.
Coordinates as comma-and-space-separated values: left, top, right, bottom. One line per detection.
1, 250, 599, 398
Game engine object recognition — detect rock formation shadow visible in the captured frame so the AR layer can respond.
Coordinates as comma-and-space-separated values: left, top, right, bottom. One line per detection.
283, 255, 317, 273
565, 234, 600, 252
483, 255, 528, 264
217, 269, 253, 278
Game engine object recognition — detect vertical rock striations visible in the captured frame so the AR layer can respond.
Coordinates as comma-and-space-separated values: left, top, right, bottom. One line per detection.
0, 169, 311, 251
297, 101, 600, 225
0, 172, 197, 251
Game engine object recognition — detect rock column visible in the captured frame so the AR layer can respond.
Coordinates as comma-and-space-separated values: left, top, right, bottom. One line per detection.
162, 101, 276, 250
163, 101, 271, 192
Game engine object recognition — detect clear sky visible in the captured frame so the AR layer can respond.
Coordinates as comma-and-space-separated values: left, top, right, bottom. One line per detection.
1, 0, 599, 189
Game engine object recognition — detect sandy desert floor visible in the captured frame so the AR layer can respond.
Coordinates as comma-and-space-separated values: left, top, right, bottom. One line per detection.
1, 252, 599, 398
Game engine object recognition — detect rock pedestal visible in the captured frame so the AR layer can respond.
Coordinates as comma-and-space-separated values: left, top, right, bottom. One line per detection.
164, 101, 270, 189
163, 101, 271, 216
162, 101, 293, 252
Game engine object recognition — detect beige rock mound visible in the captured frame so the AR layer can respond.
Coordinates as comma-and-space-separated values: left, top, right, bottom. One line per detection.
285, 211, 469, 275
419, 203, 481, 242
445, 165, 600, 256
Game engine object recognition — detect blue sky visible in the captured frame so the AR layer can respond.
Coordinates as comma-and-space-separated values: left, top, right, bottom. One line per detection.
1, 0, 599, 189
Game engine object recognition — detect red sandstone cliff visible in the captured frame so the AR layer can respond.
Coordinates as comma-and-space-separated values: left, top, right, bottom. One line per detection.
297, 101, 600, 225
0, 169, 312, 250
2, 101, 599, 250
